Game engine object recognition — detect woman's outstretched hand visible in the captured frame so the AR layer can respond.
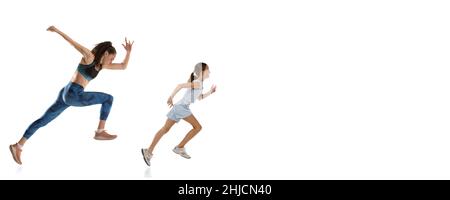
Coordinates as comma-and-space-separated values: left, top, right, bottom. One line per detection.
122, 37, 134, 52
46, 25, 58, 32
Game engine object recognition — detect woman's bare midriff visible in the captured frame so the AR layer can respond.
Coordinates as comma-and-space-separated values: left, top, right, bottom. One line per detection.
70, 72, 89, 88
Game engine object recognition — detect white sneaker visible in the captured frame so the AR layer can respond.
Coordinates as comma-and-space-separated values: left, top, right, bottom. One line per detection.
173, 146, 191, 159
141, 148, 153, 166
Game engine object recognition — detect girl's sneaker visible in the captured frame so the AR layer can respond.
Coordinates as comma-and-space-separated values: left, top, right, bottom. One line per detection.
173, 146, 191, 159
141, 148, 153, 166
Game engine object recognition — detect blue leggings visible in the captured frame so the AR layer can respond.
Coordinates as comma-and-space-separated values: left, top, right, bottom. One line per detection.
23, 82, 113, 139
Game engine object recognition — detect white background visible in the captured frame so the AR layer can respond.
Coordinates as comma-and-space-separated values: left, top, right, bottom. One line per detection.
1, 0, 450, 179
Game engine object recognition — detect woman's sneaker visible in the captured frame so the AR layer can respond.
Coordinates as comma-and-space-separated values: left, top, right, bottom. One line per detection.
173, 146, 191, 159
94, 130, 117, 140
141, 148, 153, 166
9, 143, 22, 165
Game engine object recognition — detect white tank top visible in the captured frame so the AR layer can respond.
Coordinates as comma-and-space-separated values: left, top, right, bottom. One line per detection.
176, 80, 203, 105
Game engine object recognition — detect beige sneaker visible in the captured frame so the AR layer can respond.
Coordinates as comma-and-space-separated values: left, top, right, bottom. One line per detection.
141, 148, 153, 166
94, 130, 117, 140
173, 146, 191, 159
9, 143, 22, 165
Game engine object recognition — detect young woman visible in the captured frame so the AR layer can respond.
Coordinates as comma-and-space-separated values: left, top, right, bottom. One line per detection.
141, 62, 217, 166
9, 26, 134, 165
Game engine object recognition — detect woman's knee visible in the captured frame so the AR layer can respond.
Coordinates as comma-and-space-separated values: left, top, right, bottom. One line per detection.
106, 94, 114, 103
193, 124, 202, 132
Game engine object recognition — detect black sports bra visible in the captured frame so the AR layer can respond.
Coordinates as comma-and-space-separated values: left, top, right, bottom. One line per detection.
77, 62, 101, 81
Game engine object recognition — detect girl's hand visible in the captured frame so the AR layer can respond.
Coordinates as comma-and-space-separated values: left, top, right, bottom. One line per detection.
167, 97, 174, 107
47, 25, 58, 32
122, 37, 134, 52
210, 85, 217, 94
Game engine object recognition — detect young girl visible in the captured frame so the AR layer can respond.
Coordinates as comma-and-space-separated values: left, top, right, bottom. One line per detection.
141, 62, 216, 166
9, 26, 133, 165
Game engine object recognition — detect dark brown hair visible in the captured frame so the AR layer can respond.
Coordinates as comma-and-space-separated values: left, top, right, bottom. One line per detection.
189, 62, 209, 83
91, 41, 116, 68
